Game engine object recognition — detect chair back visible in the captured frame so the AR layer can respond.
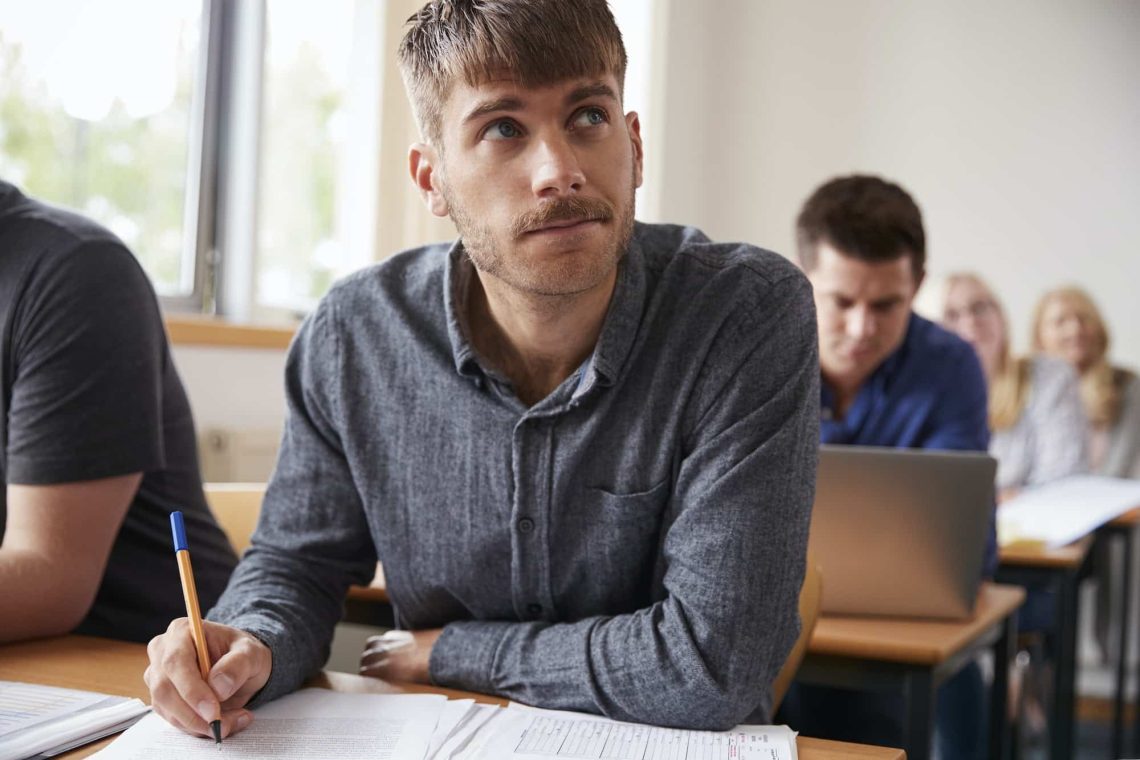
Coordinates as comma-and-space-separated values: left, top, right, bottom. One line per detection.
771, 551, 823, 710
203, 482, 266, 555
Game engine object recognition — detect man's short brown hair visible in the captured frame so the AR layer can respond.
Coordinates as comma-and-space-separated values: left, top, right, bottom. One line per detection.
398, 0, 627, 145
795, 175, 926, 277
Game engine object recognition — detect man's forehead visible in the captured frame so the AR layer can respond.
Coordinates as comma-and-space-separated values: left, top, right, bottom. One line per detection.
812, 245, 915, 295
445, 74, 620, 117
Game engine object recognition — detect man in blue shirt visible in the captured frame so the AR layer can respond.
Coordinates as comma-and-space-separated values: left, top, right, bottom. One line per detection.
778, 175, 993, 759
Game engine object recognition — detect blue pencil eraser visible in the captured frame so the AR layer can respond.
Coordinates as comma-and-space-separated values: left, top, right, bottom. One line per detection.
170, 511, 189, 552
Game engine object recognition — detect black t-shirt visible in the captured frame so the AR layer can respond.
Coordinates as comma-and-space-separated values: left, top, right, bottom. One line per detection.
0, 180, 237, 642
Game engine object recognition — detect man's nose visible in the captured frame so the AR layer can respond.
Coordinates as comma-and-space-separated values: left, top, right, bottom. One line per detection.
530, 134, 585, 198
846, 306, 877, 340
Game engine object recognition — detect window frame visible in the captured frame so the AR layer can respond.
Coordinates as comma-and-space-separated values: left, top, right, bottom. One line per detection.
161, 0, 264, 319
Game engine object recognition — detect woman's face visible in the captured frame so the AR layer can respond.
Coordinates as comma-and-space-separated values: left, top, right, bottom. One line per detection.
943, 279, 1005, 372
1038, 295, 1101, 372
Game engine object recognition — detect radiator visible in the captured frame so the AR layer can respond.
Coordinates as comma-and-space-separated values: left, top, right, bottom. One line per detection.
198, 427, 281, 483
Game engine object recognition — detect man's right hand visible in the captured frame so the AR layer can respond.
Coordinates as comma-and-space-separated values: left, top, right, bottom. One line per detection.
144, 618, 272, 739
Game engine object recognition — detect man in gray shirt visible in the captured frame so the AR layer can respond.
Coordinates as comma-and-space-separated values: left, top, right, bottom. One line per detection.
145, 0, 819, 739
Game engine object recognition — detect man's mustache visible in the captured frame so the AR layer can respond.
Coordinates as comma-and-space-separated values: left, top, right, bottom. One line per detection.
511, 197, 614, 238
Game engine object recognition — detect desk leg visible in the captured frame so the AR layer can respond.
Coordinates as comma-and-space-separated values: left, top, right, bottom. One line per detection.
1051, 567, 1079, 760
990, 606, 1017, 760
903, 669, 934, 760
1115, 526, 1133, 759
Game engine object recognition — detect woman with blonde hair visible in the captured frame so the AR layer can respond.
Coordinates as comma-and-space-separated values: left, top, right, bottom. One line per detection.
1033, 287, 1140, 690
943, 274, 1089, 739
1033, 287, 1140, 478
942, 273, 1088, 498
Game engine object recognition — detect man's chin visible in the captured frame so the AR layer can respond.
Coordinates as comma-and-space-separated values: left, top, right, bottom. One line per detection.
823, 353, 881, 384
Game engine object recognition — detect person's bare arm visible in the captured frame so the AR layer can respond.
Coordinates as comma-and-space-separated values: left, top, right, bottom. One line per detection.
0, 474, 141, 643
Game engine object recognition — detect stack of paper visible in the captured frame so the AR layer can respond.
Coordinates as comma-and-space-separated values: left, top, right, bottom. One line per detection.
998, 475, 1140, 548
91, 688, 799, 760
455, 704, 799, 760
0, 681, 149, 760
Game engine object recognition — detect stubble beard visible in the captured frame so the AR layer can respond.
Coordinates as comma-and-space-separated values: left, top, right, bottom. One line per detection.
443, 174, 637, 299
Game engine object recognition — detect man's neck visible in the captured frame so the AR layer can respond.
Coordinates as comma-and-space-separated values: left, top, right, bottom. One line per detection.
468, 268, 617, 407
822, 372, 864, 420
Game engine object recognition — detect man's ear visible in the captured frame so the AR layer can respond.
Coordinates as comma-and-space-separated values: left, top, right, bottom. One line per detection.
625, 112, 644, 189
409, 143, 449, 218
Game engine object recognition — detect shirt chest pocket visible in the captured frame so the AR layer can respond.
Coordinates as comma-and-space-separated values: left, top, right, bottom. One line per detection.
551, 479, 671, 616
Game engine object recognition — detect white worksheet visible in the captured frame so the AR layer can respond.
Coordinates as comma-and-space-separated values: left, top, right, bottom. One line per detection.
424, 698, 475, 759
0, 681, 149, 760
430, 703, 502, 759
92, 689, 447, 760
0, 681, 108, 733
452, 704, 798, 760
998, 475, 1140, 547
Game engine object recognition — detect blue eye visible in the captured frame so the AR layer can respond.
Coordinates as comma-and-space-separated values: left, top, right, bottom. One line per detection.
572, 107, 607, 128
484, 120, 521, 140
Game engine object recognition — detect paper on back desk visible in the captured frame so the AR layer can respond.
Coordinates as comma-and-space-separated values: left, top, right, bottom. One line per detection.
997, 475, 1140, 548
92, 688, 447, 760
451, 703, 799, 760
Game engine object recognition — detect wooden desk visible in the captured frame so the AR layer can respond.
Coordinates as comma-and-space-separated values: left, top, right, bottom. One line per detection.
1099, 507, 1140, 757
0, 636, 906, 760
997, 534, 1094, 760
796, 583, 1025, 760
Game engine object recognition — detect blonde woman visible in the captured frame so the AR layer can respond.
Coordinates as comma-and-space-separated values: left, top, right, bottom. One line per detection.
1033, 287, 1140, 478
943, 274, 1089, 737
942, 273, 1088, 499
1034, 287, 1140, 668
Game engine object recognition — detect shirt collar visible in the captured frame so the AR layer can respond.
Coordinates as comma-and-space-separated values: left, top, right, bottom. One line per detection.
587, 228, 647, 390
444, 240, 482, 380
874, 312, 916, 384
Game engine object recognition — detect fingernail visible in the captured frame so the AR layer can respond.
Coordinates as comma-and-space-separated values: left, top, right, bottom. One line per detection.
210, 673, 235, 701
197, 700, 216, 723
236, 712, 252, 729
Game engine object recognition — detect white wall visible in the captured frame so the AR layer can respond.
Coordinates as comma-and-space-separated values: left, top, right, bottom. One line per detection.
651, 0, 1140, 366
171, 345, 287, 432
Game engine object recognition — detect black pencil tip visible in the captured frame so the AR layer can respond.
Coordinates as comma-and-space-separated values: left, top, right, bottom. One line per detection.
211, 718, 223, 746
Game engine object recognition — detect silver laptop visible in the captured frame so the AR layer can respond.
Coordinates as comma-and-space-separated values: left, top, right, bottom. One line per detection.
807, 445, 996, 620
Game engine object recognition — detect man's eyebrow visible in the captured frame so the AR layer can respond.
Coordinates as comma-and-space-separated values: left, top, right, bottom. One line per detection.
460, 84, 617, 127
871, 295, 905, 307
566, 83, 618, 105
461, 96, 524, 126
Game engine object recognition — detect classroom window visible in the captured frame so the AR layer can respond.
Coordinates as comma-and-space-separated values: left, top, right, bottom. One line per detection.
0, 0, 205, 302
0, 0, 657, 320
254, 0, 379, 317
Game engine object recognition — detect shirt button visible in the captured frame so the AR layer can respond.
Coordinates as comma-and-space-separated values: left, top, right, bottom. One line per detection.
527, 603, 543, 615
517, 518, 535, 534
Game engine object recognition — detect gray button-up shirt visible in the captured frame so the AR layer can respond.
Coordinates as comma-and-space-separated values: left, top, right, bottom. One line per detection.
210, 222, 820, 728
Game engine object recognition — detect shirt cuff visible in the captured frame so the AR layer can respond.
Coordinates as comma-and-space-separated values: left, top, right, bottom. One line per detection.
430, 620, 512, 694
207, 614, 297, 708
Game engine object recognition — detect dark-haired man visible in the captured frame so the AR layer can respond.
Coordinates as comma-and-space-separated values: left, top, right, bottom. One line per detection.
144, 0, 820, 739
778, 174, 992, 759
0, 179, 236, 645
